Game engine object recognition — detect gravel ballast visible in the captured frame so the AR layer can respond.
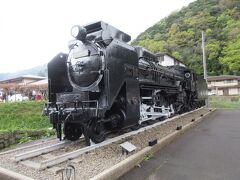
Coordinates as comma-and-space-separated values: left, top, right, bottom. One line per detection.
0, 108, 211, 180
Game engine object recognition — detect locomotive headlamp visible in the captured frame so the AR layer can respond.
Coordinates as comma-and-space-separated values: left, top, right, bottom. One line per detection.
71, 26, 80, 38
185, 72, 191, 78
71, 25, 87, 42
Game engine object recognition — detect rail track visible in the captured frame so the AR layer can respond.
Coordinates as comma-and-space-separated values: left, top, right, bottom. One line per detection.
12, 108, 204, 170
11, 117, 172, 170
0, 107, 212, 180
0, 137, 58, 155
15, 140, 78, 162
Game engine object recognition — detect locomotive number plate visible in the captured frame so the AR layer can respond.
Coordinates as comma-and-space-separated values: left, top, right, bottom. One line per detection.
73, 49, 89, 59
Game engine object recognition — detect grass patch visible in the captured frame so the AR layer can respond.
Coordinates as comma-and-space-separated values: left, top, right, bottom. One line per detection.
144, 153, 154, 161
0, 101, 51, 131
208, 96, 240, 109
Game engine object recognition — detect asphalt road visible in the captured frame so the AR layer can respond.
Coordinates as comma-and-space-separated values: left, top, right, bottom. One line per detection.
120, 109, 240, 180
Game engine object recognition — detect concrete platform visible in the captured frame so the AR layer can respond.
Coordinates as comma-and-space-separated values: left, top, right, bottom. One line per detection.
120, 109, 240, 180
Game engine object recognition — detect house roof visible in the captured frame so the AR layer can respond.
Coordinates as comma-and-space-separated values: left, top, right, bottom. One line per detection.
20, 75, 46, 79
0, 75, 46, 84
207, 75, 240, 81
28, 79, 48, 85
155, 52, 186, 66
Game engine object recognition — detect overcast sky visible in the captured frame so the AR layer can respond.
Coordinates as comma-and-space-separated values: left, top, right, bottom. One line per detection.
0, 0, 195, 73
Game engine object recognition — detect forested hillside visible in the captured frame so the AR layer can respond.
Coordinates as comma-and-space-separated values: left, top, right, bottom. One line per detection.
133, 0, 240, 75
0, 64, 47, 80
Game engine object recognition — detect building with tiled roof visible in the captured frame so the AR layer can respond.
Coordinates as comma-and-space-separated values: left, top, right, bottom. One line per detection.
156, 53, 186, 67
0, 75, 46, 86
207, 75, 240, 96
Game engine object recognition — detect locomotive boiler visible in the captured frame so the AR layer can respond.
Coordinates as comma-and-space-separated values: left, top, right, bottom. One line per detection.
45, 21, 207, 145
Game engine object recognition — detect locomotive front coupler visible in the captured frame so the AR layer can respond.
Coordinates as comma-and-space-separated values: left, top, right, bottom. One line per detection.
44, 102, 68, 141
55, 108, 65, 141
43, 102, 60, 132
43, 102, 58, 116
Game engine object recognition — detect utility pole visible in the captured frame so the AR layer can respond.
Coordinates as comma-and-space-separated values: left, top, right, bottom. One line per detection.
202, 31, 208, 107
202, 31, 207, 81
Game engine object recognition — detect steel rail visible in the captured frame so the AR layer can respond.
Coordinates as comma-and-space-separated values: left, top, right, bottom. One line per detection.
0, 138, 57, 155
14, 139, 83, 162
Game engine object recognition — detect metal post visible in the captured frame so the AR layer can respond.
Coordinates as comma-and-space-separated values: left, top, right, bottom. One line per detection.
202, 31, 208, 107
202, 31, 207, 81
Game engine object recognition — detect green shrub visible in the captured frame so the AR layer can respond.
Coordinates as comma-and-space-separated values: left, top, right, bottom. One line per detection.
230, 97, 239, 102
208, 96, 240, 109
144, 153, 154, 161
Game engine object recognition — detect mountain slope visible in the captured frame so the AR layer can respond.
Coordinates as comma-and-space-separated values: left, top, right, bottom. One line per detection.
133, 0, 240, 75
0, 64, 47, 81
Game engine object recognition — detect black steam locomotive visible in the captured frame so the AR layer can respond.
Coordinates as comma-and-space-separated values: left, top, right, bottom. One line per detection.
45, 21, 207, 145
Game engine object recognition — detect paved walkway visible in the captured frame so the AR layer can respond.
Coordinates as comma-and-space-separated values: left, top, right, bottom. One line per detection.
120, 110, 240, 180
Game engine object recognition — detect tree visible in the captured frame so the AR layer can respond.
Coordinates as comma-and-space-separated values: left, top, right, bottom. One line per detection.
220, 36, 240, 75
133, 0, 240, 75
